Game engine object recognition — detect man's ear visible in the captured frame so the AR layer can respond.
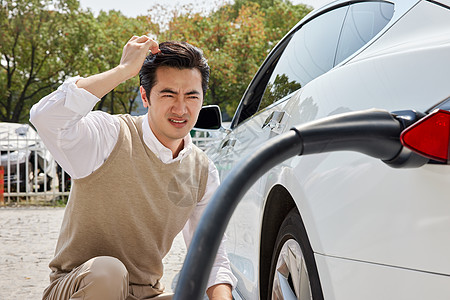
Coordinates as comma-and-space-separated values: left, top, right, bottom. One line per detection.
140, 86, 150, 108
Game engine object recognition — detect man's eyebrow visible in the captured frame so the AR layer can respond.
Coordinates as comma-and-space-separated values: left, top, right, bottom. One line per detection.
159, 88, 177, 94
185, 90, 201, 96
159, 88, 201, 95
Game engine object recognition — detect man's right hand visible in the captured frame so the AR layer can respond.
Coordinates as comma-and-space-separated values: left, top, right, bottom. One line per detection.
119, 35, 160, 80
76, 35, 160, 99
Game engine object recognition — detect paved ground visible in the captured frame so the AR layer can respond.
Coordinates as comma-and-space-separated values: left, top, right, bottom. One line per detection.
0, 207, 187, 300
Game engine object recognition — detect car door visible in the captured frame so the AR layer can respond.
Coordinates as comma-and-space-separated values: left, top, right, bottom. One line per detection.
211, 1, 402, 298
215, 5, 354, 299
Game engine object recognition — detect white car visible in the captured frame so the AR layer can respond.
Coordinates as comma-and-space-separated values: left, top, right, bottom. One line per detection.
183, 0, 450, 299
0, 122, 56, 193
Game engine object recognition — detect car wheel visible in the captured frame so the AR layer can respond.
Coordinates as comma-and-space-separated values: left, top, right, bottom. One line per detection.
268, 208, 322, 300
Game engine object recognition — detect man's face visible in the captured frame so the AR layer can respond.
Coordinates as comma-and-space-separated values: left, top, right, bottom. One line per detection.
141, 66, 203, 151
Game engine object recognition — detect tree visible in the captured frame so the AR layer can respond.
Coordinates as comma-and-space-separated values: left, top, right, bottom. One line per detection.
0, 0, 99, 123
209, 2, 268, 115
0, 0, 311, 122
90, 11, 159, 114
263, 0, 312, 42
158, 0, 311, 117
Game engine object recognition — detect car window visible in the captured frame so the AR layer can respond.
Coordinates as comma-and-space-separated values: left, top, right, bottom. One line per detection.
259, 6, 348, 111
233, 1, 395, 126
334, 2, 394, 66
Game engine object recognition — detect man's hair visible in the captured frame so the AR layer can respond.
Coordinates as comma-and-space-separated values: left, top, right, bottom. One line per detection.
139, 41, 210, 97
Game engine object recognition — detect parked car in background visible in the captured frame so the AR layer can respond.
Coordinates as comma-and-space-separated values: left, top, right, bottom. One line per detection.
0, 122, 57, 193
198, 0, 450, 299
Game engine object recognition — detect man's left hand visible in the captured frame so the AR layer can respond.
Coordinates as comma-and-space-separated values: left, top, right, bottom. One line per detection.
206, 283, 232, 300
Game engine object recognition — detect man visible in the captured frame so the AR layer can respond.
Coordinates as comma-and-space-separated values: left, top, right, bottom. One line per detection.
30, 35, 236, 300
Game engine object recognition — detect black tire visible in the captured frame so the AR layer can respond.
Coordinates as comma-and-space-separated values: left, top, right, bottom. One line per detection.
267, 208, 323, 300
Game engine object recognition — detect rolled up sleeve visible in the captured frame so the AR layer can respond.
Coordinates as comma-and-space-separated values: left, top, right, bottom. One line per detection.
29, 76, 120, 179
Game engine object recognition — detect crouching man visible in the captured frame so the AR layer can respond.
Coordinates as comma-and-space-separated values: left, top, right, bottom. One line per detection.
30, 35, 236, 300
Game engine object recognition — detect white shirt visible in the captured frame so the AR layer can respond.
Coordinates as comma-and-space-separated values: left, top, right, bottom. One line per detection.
29, 76, 237, 290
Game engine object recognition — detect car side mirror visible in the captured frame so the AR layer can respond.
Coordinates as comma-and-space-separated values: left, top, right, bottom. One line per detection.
194, 105, 222, 130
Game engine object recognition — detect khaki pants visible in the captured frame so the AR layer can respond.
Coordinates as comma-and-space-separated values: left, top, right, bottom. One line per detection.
43, 256, 173, 300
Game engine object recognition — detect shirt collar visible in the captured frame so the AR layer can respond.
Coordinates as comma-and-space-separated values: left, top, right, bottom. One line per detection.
141, 113, 193, 164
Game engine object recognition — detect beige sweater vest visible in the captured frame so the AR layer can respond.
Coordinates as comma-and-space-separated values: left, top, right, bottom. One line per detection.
49, 114, 209, 287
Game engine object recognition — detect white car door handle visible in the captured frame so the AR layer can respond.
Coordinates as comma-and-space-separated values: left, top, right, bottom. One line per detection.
220, 138, 236, 149
262, 111, 285, 131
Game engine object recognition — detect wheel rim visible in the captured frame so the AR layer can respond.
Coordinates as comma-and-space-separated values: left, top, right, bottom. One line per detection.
271, 239, 312, 300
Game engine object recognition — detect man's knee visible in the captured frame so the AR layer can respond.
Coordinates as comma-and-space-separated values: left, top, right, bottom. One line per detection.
44, 256, 129, 300
84, 256, 128, 283
86, 256, 127, 275
78, 256, 129, 299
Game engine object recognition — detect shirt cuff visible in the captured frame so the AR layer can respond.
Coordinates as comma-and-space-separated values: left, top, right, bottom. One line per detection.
59, 76, 100, 116
207, 266, 238, 290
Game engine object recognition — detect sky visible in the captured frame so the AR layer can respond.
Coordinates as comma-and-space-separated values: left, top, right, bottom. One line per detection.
77, 0, 332, 19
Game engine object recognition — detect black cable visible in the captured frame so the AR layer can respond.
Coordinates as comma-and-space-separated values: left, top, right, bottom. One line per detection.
174, 108, 425, 300
174, 130, 303, 300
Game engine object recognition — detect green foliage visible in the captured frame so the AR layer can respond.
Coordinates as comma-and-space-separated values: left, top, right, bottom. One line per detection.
158, 0, 312, 117
0, 0, 98, 122
0, 0, 312, 122
89, 11, 159, 114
